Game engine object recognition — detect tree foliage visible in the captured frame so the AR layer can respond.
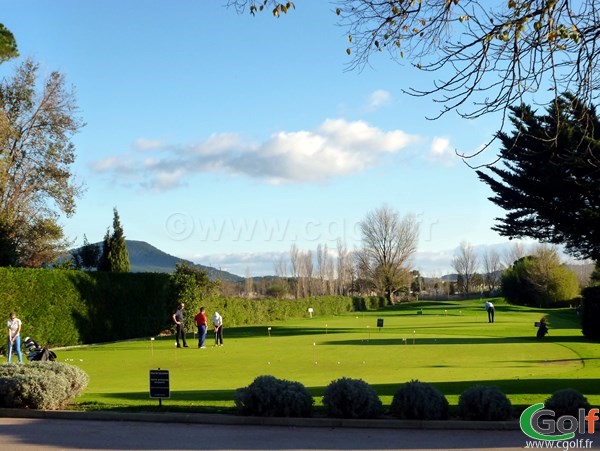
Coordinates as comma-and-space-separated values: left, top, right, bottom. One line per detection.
97, 228, 111, 272
227, 1, 600, 155
0, 59, 83, 267
108, 208, 130, 272
477, 94, 600, 261
356, 205, 418, 303
171, 262, 221, 331
0, 23, 18, 64
501, 246, 580, 306
97, 208, 130, 272
72, 234, 100, 270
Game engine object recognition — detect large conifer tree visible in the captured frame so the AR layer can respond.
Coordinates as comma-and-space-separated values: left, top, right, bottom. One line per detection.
97, 208, 130, 272
477, 94, 600, 262
108, 208, 130, 273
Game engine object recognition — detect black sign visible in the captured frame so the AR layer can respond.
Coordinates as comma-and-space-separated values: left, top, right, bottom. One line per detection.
149, 369, 170, 399
377, 318, 384, 328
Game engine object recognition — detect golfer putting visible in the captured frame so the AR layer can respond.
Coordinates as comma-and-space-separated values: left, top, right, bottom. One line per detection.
212, 311, 224, 346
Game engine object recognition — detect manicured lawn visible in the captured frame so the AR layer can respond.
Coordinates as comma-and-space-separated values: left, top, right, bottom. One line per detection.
56, 298, 599, 413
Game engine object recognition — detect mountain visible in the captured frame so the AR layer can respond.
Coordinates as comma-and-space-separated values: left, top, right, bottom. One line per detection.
70, 240, 244, 283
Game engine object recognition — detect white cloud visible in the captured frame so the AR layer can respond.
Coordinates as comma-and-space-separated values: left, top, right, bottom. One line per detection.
427, 136, 458, 165
367, 89, 392, 111
133, 138, 166, 151
90, 119, 420, 190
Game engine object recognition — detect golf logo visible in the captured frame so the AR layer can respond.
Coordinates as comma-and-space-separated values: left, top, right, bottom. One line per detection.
520, 403, 598, 447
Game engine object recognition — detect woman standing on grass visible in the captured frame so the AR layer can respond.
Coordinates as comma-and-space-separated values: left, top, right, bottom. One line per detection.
6, 311, 22, 363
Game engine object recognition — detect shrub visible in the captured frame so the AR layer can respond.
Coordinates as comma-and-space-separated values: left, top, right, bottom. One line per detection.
0, 362, 89, 409
234, 375, 313, 417
390, 380, 448, 420
458, 385, 513, 420
322, 377, 383, 419
545, 389, 591, 418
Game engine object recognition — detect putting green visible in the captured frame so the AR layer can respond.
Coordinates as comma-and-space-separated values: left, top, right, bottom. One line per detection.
56, 298, 599, 411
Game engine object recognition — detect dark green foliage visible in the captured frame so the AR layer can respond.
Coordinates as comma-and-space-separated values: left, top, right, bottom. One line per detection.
97, 229, 111, 272
0, 267, 174, 347
234, 375, 313, 417
545, 388, 591, 418
581, 286, 600, 340
72, 234, 100, 270
322, 377, 383, 419
458, 385, 513, 421
390, 380, 449, 420
0, 362, 88, 409
0, 23, 19, 62
477, 94, 600, 262
0, 267, 364, 347
108, 208, 130, 272
97, 209, 130, 272
0, 219, 18, 266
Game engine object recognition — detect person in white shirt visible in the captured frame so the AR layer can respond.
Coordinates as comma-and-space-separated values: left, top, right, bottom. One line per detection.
212, 311, 223, 346
484, 300, 495, 323
6, 312, 22, 363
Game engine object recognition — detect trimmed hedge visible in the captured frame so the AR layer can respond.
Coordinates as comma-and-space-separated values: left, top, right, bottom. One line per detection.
0, 268, 174, 348
0, 268, 368, 349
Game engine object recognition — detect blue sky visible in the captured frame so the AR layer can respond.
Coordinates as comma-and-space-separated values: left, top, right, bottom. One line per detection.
3, 1, 538, 276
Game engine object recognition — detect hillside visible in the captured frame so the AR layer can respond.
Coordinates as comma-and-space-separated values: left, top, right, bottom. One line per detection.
71, 240, 244, 283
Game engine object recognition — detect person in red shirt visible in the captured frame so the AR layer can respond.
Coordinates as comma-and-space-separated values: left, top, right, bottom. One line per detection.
194, 307, 208, 348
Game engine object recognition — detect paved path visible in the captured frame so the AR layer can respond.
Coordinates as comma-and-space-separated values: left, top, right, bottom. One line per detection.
2, 417, 591, 451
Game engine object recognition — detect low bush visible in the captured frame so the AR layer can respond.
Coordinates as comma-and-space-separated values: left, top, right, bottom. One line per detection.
234, 375, 313, 417
322, 377, 383, 419
458, 385, 513, 420
0, 362, 89, 409
390, 380, 448, 420
545, 388, 591, 417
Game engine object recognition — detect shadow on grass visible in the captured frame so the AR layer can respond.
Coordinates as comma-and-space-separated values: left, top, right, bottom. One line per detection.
222, 326, 357, 339
321, 335, 590, 346
81, 376, 600, 414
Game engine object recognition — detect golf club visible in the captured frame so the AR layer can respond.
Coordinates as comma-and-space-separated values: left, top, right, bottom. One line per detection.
7, 339, 12, 363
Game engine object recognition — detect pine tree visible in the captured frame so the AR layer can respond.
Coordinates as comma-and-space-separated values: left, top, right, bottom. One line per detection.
477, 94, 600, 262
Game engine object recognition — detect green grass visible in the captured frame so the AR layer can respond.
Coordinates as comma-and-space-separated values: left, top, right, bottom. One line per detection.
50, 298, 599, 413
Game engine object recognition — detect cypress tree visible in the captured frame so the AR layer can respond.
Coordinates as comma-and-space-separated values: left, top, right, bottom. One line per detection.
108, 208, 130, 273
97, 228, 111, 272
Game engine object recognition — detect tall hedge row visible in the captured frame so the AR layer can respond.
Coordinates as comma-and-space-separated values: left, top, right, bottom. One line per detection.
0, 268, 174, 348
0, 268, 367, 350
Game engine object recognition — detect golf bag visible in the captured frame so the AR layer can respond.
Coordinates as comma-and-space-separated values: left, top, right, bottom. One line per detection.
24, 337, 57, 361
